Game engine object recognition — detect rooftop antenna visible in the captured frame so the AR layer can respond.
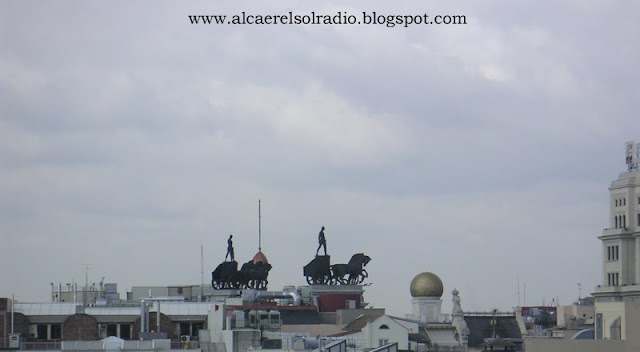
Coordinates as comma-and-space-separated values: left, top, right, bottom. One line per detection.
517, 274, 520, 307
258, 199, 262, 251
82, 264, 91, 305
200, 244, 204, 301
578, 283, 582, 302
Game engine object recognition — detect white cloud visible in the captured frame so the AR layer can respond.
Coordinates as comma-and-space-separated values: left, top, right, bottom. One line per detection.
207, 79, 409, 165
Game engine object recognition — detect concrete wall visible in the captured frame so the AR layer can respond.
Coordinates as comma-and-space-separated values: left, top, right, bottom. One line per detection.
131, 312, 175, 340
524, 338, 627, 352
130, 287, 170, 301
224, 329, 260, 352
411, 297, 442, 323
557, 304, 594, 328
595, 301, 625, 340
281, 324, 345, 337
526, 301, 640, 352
362, 316, 408, 350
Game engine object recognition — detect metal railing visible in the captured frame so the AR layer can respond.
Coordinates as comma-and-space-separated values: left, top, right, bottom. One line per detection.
0, 338, 62, 350
170, 340, 200, 349
0, 338, 203, 351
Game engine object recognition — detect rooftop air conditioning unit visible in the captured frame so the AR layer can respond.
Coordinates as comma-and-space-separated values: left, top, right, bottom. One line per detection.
180, 335, 191, 343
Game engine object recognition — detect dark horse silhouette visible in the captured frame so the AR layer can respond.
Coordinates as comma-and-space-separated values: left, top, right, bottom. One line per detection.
211, 260, 272, 290
240, 260, 272, 289
330, 253, 371, 285
211, 261, 238, 289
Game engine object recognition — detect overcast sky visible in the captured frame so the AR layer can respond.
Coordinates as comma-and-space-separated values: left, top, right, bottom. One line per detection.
1, 0, 639, 316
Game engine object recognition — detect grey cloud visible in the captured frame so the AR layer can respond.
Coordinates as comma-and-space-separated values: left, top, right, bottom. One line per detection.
1, 0, 639, 316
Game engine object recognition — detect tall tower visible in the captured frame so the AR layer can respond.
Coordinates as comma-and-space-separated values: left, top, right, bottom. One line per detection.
596, 141, 640, 295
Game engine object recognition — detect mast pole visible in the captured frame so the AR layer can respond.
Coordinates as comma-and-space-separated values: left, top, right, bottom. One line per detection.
258, 199, 262, 251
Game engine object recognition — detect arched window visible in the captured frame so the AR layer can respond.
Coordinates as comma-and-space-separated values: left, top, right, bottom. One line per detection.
379, 324, 390, 330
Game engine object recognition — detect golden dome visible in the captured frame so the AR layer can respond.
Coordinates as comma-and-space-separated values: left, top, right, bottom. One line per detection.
410, 272, 444, 297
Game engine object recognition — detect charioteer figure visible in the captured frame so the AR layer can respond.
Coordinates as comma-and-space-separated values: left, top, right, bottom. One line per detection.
225, 234, 235, 262
316, 226, 327, 256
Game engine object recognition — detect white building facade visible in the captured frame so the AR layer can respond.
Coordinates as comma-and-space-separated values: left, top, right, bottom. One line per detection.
593, 141, 640, 340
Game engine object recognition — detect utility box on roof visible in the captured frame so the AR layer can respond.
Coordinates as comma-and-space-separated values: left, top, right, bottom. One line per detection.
9, 333, 21, 349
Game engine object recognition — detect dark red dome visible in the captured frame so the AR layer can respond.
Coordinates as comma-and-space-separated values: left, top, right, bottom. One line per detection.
252, 250, 269, 264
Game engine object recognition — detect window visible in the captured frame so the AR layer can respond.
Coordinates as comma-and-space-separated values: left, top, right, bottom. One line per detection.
180, 322, 191, 336
269, 314, 280, 325
609, 273, 620, 286
638, 213, 640, 226
37, 324, 48, 339
608, 273, 612, 286
120, 324, 131, 339
379, 324, 390, 330
107, 324, 117, 337
623, 215, 627, 228
379, 339, 389, 347
616, 199, 619, 207
609, 246, 620, 261
51, 324, 61, 340
615, 217, 619, 228
192, 323, 204, 335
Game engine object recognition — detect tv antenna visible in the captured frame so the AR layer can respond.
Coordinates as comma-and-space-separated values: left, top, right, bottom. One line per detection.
577, 283, 582, 302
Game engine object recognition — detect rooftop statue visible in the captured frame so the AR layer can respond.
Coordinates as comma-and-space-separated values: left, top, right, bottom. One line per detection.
225, 234, 234, 262
212, 235, 271, 290
316, 226, 327, 256
304, 226, 371, 285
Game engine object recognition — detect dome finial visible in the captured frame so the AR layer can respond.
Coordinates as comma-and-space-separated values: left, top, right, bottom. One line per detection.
410, 272, 444, 298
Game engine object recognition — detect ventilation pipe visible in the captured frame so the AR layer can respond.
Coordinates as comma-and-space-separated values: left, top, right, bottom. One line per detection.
140, 300, 148, 335
244, 291, 301, 306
